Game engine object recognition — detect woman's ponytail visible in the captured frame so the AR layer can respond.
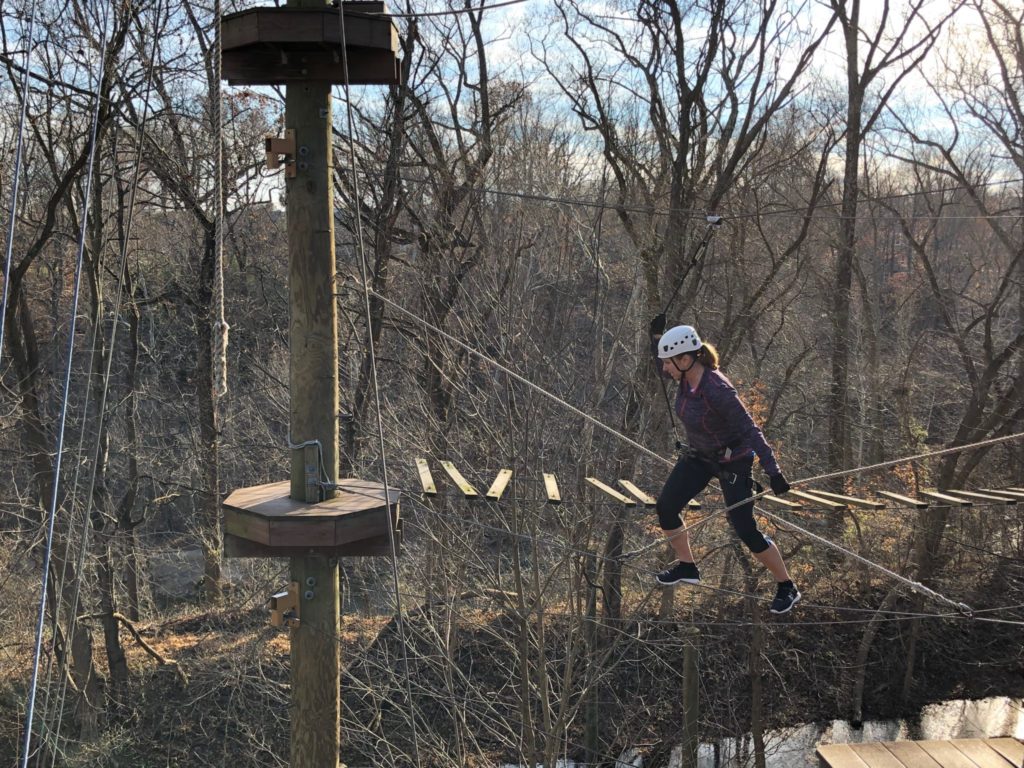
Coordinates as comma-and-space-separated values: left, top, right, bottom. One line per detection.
697, 343, 720, 370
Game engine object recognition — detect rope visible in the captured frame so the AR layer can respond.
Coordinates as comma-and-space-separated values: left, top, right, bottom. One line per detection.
43, 8, 162, 758
0, 0, 39, 369
20, 7, 110, 762
619, 429, 1024, 562
756, 505, 972, 615
397, 498, 993, 622
362, 284, 671, 465
336, 6, 422, 767
659, 218, 721, 316
355, 283, 1024, 614
212, 0, 228, 399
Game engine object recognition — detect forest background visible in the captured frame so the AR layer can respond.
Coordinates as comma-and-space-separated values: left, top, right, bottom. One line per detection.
1, 0, 1023, 765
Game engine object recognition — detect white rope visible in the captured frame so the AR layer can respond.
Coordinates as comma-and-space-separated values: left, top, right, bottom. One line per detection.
212, 0, 228, 399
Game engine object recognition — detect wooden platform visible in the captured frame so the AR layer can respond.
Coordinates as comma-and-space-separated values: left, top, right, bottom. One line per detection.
221, 2, 401, 85
818, 738, 1023, 768
223, 479, 400, 558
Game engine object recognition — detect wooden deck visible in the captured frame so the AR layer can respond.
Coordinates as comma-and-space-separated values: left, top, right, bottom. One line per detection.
818, 738, 1023, 768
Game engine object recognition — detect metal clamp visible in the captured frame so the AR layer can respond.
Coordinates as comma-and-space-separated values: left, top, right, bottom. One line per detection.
265, 129, 296, 178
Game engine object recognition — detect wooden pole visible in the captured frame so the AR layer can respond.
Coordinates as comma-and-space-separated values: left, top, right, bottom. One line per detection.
285, 0, 340, 764
287, 57, 338, 501
290, 555, 341, 767
682, 628, 699, 768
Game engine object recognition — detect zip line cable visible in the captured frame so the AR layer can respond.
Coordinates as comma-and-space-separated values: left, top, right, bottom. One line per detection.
336, 9, 423, 767
383, 0, 533, 19
0, 0, 39, 370
348, 167, 1024, 223
41, 10, 163, 759
19, 8, 110, 764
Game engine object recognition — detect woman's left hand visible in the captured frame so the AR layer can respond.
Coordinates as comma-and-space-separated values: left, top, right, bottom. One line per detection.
769, 473, 791, 496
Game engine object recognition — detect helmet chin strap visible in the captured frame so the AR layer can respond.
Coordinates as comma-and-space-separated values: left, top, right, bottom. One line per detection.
671, 354, 696, 375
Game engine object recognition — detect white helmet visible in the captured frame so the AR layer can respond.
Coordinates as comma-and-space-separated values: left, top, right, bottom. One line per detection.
657, 325, 702, 359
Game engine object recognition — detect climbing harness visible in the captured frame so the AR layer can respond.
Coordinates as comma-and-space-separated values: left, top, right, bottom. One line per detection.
678, 444, 743, 487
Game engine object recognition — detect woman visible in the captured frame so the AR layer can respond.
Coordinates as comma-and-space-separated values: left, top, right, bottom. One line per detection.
650, 317, 801, 614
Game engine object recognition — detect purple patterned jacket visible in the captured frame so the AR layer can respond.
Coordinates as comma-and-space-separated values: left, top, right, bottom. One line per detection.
658, 358, 781, 477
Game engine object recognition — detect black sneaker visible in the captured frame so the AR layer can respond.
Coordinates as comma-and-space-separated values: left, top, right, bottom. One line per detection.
655, 561, 701, 586
769, 582, 801, 614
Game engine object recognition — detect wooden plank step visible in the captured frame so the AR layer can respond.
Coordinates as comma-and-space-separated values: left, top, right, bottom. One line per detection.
790, 490, 846, 509
916, 741, 984, 768
919, 490, 973, 506
439, 461, 479, 499
804, 489, 885, 509
882, 741, 942, 768
485, 469, 513, 501
817, 744, 871, 768
759, 494, 803, 509
876, 490, 929, 509
845, 742, 905, 768
586, 477, 637, 506
985, 738, 1024, 767
983, 488, 1024, 500
618, 480, 656, 506
944, 489, 1017, 504
949, 740, 1016, 768
415, 458, 437, 495
543, 473, 561, 504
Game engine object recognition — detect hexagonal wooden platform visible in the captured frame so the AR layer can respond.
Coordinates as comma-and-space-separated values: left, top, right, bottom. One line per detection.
221, 2, 401, 86
223, 478, 400, 558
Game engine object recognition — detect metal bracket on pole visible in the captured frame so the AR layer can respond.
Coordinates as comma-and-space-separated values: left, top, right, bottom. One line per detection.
269, 581, 301, 629
265, 128, 296, 178
304, 445, 321, 503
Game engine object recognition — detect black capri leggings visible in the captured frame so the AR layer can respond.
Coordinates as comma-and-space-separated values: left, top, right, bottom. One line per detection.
655, 454, 771, 554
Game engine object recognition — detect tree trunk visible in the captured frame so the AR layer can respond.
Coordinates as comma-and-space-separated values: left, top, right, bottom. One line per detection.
850, 586, 900, 724
97, 539, 130, 712
828, 0, 863, 516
